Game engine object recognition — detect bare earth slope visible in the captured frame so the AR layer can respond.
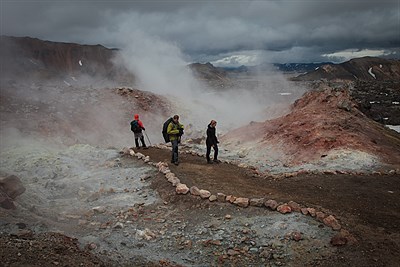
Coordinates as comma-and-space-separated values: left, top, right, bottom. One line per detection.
222, 87, 400, 174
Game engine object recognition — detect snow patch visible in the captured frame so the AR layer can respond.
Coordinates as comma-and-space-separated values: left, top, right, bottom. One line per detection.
71, 77, 77, 82
386, 125, 400, 133
315, 67, 319, 70
392, 101, 399, 105
368, 67, 376, 79
63, 80, 71, 86
379, 64, 383, 68
79, 60, 83, 66
279, 93, 292, 96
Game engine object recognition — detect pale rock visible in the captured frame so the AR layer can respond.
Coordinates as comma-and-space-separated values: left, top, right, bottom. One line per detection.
165, 173, 176, 180
168, 177, 180, 186
306, 207, 316, 217
136, 228, 156, 240
199, 189, 211, 199
136, 153, 145, 159
316, 211, 326, 221
249, 198, 265, 207
209, 195, 217, 202
277, 204, 292, 214
234, 197, 249, 208
323, 215, 341, 230
129, 149, 135, 156
300, 208, 309, 215
113, 222, 124, 229
92, 206, 106, 213
288, 201, 301, 212
176, 183, 189, 194
190, 186, 201, 196
226, 195, 236, 203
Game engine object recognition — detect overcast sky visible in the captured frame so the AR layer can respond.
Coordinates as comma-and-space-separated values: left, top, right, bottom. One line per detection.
1, 0, 399, 66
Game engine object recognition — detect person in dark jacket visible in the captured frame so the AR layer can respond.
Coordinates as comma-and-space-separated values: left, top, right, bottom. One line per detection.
130, 114, 147, 149
206, 120, 220, 164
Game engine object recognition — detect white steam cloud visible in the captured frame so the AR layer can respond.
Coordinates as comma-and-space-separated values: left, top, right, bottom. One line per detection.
114, 30, 304, 135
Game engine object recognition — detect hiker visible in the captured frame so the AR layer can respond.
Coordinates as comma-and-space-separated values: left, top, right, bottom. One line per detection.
130, 114, 147, 149
167, 115, 184, 165
206, 120, 220, 164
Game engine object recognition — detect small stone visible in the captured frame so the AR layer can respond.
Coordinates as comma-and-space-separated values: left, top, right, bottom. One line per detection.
227, 249, 240, 256
199, 189, 211, 199
234, 197, 249, 208
225, 214, 232, 220
291, 231, 302, 241
217, 193, 226, 202
264, 199, 278, 210
316, 211, 326, 221
300, 208, 309, 215
323, 215, 341, 230
306, 207, 316, 217
209, 195, 217, 202
226, 195, 236, 203
288, 201, 301, 212
249, 198, 265, 207
190, 186, 201, 196
277, 204, 292, 214
113, 222, 124, 229
92, 206, 106, 213
176, 183, 189, 194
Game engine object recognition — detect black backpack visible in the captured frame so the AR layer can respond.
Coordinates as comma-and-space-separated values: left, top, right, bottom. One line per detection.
162, 117, 173, 143
130, 120, 141, 133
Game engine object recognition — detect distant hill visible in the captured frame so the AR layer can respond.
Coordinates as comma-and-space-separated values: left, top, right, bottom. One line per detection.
222, 63, 333, 74
188, 62, 233, 88
292, 57, 400, 81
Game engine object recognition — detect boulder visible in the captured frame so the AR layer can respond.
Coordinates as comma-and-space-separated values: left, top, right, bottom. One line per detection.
209, 195, 217, 202
0, 175, 26, 199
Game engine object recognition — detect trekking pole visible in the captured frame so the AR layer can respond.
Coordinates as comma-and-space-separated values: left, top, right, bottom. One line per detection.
144, 130, 152, 146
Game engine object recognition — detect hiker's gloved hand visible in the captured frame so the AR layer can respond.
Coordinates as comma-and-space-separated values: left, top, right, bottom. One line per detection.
142, 127, 146, 131
179, 129, 184, 135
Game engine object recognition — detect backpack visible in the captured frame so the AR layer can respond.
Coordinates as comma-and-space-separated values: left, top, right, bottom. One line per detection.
162, 117, 173, 143
130, 120, 141, 133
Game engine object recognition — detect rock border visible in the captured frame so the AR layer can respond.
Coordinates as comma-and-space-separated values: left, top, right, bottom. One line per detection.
122, 146, 358, 246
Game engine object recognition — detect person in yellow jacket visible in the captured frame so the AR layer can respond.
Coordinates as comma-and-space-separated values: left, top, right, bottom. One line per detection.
167, 115, 184, 165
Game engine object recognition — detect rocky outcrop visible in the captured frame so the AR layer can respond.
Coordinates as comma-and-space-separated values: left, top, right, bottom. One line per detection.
0, 36, 134, 82
222, 87, 400, 171
0, 175, 26, 209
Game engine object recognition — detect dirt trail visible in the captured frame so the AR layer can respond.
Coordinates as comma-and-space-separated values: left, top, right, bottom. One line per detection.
143, 146, 400, 266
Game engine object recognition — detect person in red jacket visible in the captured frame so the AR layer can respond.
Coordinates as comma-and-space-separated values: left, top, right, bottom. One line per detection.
130, 114, 147, 149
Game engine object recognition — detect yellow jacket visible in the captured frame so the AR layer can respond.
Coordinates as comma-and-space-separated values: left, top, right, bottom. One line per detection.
167, 121, 184, 141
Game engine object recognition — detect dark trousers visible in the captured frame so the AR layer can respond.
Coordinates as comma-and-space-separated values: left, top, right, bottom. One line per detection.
134, 132, 146, 148
171, 139, 179, 163
206, 144, 218, 162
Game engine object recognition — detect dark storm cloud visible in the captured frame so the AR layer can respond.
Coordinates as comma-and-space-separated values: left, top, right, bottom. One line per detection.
1, 0, 399, 64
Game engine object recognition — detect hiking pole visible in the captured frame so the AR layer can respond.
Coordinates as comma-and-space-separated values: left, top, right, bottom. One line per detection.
144, 130, 152, 146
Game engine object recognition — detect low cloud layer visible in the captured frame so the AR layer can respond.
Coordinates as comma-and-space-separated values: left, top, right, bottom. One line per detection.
2, 0, 399, 65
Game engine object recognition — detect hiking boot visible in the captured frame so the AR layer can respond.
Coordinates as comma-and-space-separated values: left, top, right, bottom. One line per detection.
174, 161, 179, 166
213, 159, 221, 164
142, 146, 149, 149
207, 160, 213, 164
